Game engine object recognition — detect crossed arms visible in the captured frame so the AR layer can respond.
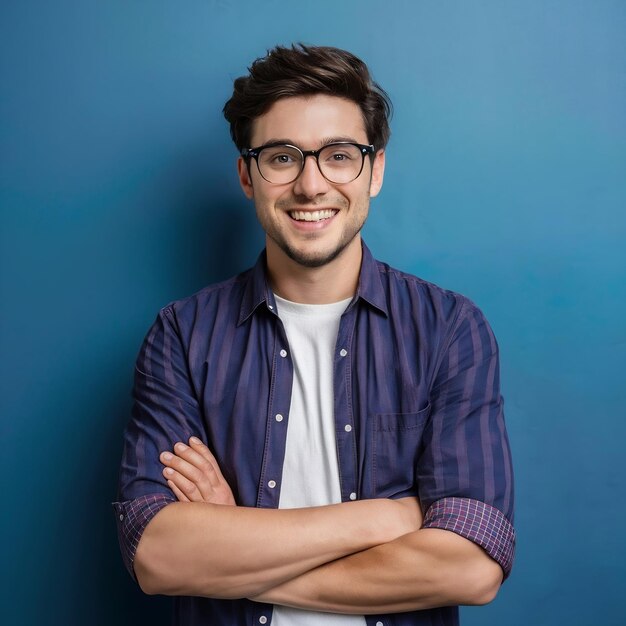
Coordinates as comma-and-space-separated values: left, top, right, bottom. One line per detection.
118, 296, 515, 614
133, 438, 503, 614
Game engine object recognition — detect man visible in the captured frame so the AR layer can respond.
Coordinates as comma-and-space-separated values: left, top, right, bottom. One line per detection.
114, 44, 515, 626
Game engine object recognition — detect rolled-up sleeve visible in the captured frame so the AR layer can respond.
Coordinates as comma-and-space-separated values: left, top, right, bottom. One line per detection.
113, 494, 175, 578
419, 300, 515, 578
113, 306, 205, 579
422, 497, 515, 577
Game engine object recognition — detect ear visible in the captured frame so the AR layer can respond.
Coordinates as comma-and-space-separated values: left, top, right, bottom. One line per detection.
369, 149, 386, 198
237, 156, 254, 199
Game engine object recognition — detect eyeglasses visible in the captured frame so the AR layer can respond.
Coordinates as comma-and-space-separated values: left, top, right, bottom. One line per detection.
242, 142, 376, 185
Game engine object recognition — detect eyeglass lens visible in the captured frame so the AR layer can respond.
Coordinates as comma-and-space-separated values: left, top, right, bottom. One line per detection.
257, 144, 365, 184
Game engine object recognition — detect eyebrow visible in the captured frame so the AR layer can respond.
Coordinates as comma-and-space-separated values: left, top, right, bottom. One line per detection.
257, 136, 364, 149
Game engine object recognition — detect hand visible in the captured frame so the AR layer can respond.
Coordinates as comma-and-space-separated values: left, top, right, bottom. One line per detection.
160, 437, 236, 506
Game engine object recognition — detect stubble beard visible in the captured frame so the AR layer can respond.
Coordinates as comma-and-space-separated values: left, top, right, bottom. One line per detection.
271, 228, 362, 268
262, 196, 369, 269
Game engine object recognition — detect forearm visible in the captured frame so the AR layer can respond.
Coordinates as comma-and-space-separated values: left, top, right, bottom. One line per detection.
134, 498, 416, 599
252, 528, 503, 613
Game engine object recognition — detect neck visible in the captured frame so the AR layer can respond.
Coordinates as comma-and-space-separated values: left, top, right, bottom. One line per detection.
266, 238, 362, 304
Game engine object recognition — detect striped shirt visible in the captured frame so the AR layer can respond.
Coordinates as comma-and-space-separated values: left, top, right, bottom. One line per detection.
114, 242, 515, 626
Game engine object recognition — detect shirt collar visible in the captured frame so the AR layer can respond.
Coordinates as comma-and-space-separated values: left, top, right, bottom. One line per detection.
237, 249, 275, 325
355, 243, 389, 317
237, 242, 388, 326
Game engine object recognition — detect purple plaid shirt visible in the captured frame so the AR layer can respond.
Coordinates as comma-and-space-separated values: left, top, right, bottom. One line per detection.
114, 243, 515, 626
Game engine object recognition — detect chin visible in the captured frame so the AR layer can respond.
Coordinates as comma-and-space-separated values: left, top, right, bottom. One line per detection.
285, 249, 341, 268
280, 237, 354, 268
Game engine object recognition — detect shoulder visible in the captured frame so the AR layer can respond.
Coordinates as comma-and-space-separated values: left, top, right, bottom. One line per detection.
374, 259, 501, 381
375, 258, 481, 327
372, 257, 499, 361
158, 268, 253, 328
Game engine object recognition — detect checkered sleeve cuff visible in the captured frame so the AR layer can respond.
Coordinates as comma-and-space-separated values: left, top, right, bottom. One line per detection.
422, 497, 516, 579
113, 493, 175, 579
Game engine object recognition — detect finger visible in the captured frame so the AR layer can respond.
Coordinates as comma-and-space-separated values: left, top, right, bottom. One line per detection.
163, 466, 204, 502
186, 438, 236, 506
161, 442, 236, 505
167, 478, 190, 503
188, 436, 217, 463
188, 437, 229, 484
160, 449, 214, 498
173, 442, 222, 489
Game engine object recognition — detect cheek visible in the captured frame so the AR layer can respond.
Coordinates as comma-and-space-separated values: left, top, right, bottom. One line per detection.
253, 194, 280, 224
347, 183, 371, 207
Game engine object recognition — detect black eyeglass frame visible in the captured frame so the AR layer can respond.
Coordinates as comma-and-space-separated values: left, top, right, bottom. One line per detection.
241, 141, 376, 185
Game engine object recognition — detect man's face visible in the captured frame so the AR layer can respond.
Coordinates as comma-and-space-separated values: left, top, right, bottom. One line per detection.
237, 94, 385, 269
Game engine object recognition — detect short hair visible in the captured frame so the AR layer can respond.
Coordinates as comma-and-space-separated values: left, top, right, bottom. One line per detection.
223, 44, 392, 152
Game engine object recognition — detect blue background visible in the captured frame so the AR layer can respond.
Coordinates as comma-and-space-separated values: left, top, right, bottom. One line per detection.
1, 1, 625, 625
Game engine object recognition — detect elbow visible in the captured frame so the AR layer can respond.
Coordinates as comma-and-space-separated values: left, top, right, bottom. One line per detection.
131, 508, 197, 597
133, 528, 190, 596
134, 540, 170, 596
136, 574, 160, 597
466, 578, 500, 606
134, 551, 191, 597
461, 558, 503, 606
136, 573, 166, 597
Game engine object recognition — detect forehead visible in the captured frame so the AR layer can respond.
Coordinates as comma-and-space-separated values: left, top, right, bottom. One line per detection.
250, 94, 367, 147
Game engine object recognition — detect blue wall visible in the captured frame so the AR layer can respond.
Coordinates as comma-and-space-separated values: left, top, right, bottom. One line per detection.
1, 1, 624, 624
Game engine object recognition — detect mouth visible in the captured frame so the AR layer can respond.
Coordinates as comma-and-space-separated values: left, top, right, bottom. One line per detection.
288, 209, 338, 222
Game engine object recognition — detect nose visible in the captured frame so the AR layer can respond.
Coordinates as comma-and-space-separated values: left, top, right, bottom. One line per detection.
292, 154, 330, 198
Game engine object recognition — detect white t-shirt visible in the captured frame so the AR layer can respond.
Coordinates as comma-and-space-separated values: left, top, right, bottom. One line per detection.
271, 294, 366, 626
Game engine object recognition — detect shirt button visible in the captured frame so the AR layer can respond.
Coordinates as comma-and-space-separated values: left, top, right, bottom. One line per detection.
119, 514, 124, 521
268, 480, 277, 488
275, 414, 283, 422
344, 424, 352, 432
268, 305, 274, 311
259, 617, 268, 624
280, 349, 287, 358
349, 492, 357, 500
339, 348, 348, 357
376, 622, 384, 626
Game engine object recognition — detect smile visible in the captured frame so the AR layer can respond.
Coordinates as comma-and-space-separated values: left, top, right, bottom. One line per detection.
288, 209, 338, 222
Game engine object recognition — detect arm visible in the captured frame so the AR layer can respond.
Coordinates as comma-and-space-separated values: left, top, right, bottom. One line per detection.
164, 440, 502, 612
118, 310, 421, 599
250, 304, 515, 612
251, 527, 502, 613
256, 302, 514, 612
135, 484, 420, 599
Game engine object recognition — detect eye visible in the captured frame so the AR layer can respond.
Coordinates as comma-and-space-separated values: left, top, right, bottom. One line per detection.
274, 153, 296, 164
321, 144, 360, 164
260, 146, 302, 167
323, 150, 356, 164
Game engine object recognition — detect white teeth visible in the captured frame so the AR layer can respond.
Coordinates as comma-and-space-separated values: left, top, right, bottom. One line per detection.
290, 210, 336, 222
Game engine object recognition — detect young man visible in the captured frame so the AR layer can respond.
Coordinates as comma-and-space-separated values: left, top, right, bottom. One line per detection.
115, 44, 515, 626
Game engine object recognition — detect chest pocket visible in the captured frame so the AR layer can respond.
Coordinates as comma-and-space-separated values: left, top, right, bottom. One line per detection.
372, 404, 430, 498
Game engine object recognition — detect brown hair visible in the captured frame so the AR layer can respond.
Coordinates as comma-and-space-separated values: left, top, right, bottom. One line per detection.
223, 44, 392, 152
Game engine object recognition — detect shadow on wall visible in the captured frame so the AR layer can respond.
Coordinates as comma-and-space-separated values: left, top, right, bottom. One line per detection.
85, 144, 261, 624
138, 140, 263, 295
168, 143, 262, 288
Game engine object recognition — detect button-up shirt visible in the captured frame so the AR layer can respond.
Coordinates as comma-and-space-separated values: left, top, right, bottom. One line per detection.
114, 243, 515, 626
